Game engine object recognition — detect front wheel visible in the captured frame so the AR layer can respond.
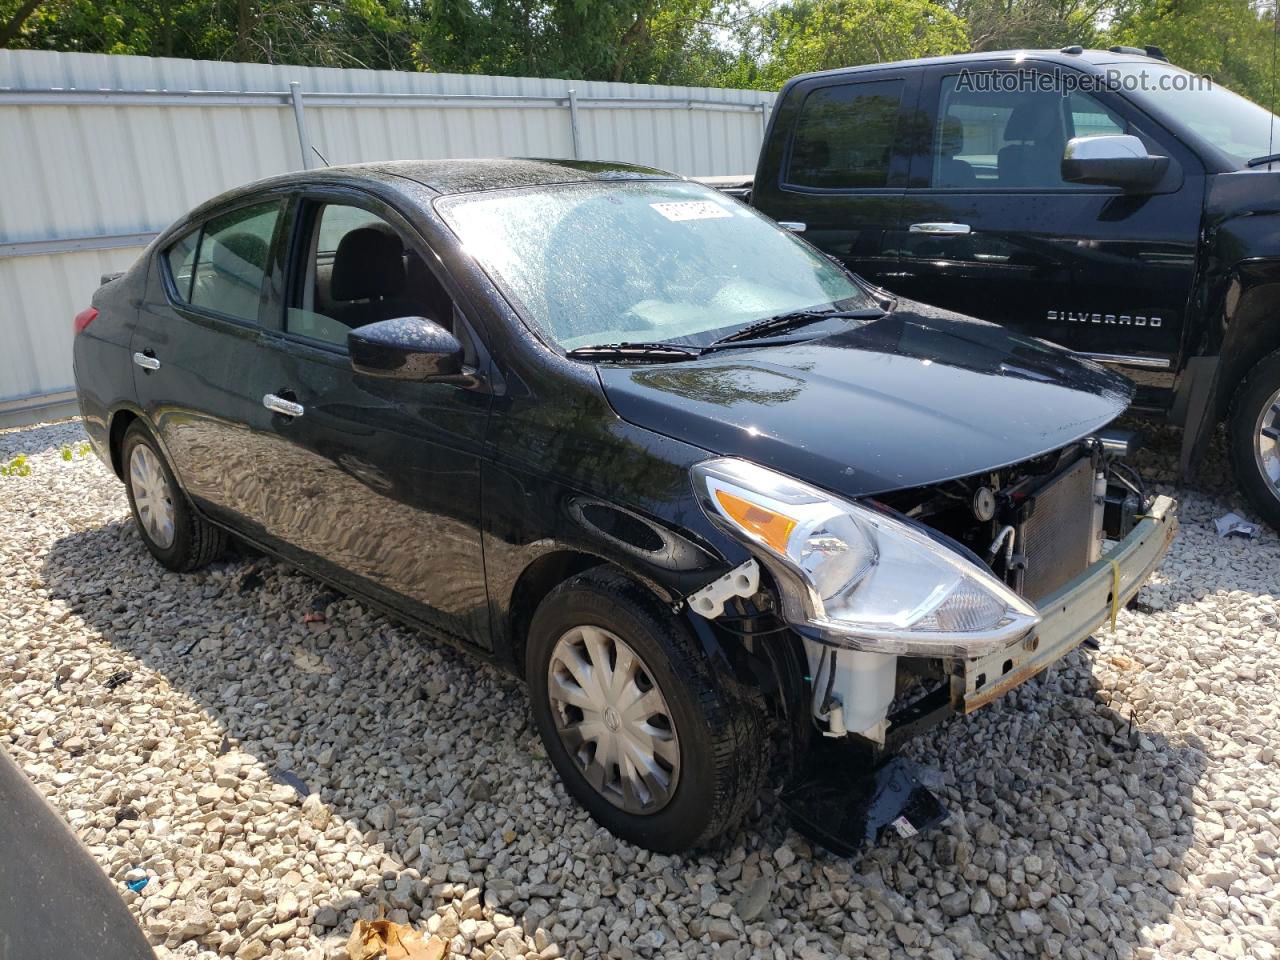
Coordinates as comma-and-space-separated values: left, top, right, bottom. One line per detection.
121, 421, 226, 571
1228, 349, 1280, 530
526, 568, 768, 852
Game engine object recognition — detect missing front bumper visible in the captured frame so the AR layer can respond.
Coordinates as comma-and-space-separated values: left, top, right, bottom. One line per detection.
955, 494, 1177, 713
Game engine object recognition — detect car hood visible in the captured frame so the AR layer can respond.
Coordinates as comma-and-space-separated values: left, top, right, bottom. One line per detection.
596, 302, 1133, 498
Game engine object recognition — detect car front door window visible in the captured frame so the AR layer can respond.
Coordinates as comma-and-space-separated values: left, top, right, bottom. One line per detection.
931, 76, 1127, 190
286, 203, 454, 348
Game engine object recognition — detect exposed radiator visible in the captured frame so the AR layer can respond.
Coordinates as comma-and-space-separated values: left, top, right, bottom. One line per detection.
1019, 456, 1098, 602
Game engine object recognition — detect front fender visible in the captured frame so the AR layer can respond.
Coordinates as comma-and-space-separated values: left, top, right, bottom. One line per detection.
1178, 187, 1280, 474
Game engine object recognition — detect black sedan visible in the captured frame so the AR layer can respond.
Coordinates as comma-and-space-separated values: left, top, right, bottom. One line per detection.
73, 159, 1176, 853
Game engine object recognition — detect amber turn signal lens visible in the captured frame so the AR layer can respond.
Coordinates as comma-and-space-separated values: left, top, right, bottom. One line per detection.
714, 489, 796, 553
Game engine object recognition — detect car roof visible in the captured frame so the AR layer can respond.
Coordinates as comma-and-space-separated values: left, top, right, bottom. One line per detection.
271, 158, 680, 196
168, 158, 688, 244
784, 48, 1173, 83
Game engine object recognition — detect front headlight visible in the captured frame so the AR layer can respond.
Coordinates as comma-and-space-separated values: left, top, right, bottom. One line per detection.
692, 458, 1039, 656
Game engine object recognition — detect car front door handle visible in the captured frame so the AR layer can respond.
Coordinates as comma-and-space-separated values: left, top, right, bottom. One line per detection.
132, 351, 161, 371
263, 393, 304, 418
909, 222, 972, 235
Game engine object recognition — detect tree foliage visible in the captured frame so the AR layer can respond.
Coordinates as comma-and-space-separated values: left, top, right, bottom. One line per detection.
1, 0, 1278, 109
1110, 0, 1278, 107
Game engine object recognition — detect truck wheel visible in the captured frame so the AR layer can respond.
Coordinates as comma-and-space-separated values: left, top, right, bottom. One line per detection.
121, 421, 226, 571
526, 568, 767, 852
1229, 348, 1280, 530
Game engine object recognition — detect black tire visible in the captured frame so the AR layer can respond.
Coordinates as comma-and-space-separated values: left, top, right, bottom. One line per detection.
1228, 348, 1280, 530
121, 421, 226, 572
526, 568, 768, 852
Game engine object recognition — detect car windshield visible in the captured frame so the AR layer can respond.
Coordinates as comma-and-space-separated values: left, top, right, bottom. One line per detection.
1110, 62, 1280, 167
439, 179, 874, 350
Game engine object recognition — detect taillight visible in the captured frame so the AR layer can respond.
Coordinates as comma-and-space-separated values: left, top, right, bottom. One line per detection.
74, 306, 98, 335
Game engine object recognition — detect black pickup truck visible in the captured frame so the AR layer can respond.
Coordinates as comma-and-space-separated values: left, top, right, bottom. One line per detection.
701, 46, 1280, 527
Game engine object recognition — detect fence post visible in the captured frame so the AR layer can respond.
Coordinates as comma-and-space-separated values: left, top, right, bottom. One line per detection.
758, 101, 769, 141
289, 81, 317, 170
567, 88, 582, 160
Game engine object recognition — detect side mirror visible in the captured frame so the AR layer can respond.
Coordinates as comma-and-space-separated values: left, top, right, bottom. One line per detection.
1062, 135, 1169, 190
348, 316, 464, 381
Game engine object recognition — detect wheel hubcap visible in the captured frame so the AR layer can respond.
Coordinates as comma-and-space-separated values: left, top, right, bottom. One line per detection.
129, 444, 176, 549
547, 625, 680, 815
1254, 388, 1280, 498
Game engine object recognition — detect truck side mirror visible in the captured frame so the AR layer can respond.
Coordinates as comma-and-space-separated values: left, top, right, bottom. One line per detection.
348, 316, 464, 381
1061, 135, 1169, 190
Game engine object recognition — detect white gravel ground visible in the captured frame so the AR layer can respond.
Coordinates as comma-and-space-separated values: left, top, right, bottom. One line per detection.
1, 418, 1279, 960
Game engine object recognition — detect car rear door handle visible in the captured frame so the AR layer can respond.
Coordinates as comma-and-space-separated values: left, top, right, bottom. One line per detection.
132, 351, 161, 371
263, 393, 304, 418
909, 222, 971, 235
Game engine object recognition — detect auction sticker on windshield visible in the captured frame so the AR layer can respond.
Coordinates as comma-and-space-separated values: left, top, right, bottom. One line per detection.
650, 200, 733, 222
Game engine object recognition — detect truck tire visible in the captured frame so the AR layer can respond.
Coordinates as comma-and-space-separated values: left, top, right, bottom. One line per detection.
526, 567, 768, 852
122, 421, 226, 571
1228, 348, 1280, 530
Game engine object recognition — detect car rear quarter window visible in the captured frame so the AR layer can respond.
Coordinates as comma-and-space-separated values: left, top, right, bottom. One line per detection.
184, 201, 282, 323
165, 230, 200, 302
787, 79, 906, 189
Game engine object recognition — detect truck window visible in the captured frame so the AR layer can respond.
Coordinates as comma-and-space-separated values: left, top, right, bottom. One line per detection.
787, 80, 905, 189
930, 77, 1125, 189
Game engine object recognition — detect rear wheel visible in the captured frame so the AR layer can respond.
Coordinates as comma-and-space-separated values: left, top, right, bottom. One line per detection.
121, 421, 225, 571
526, 568, 767, 852
1228, 349, 1280, 530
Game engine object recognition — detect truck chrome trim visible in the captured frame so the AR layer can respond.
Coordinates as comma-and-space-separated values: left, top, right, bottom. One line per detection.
957, 494, 1177, 713
908, 222, 971, 235
1076, 352, 1171, 369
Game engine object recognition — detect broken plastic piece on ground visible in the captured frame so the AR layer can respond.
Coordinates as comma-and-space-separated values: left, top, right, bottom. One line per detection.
104, 670, 131, 690
346, 917, 446, 960
1214, 511, 1259, 539
126, 876, 149, 893
302, 611, 326, 624
782, 749, 948, 858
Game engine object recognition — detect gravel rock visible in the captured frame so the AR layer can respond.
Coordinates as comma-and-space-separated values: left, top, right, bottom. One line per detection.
2, 417, 1278, 959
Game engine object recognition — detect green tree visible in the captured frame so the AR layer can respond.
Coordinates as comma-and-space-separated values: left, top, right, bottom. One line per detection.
1109, 0, 1277, 106
713, 0, 968, 91
951, 0, 1107, 51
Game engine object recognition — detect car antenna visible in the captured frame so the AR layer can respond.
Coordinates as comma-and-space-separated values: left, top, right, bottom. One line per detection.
312, 145, 331, 166
1271, 0, 1279, 162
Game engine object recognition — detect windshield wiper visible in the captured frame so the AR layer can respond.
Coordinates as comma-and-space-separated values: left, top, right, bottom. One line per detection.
1247, 152, 1280, 167
565, 341, 703, 362
708, 307, 886, 348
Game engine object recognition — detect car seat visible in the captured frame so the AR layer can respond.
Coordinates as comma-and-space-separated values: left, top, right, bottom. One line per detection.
997, 101, 1065, 188
329, 224, 421, 329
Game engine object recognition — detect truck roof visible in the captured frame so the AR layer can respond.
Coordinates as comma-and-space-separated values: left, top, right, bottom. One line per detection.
784, 48, 1173, 84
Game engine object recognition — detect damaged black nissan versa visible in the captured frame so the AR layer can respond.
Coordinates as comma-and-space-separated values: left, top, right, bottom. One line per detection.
73, 159, 1177, 854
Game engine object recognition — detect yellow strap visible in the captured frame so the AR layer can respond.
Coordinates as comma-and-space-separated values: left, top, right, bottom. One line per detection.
1109, 557, 1122, 633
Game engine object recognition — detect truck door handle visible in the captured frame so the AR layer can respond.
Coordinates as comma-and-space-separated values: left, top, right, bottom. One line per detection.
909, 222, 971, 235
777, 221, 807, 233
132, 351, 161, 371
263, 393, 304, 418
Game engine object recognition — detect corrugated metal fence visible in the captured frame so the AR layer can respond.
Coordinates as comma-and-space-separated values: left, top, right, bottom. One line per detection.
0, 50, 773, 424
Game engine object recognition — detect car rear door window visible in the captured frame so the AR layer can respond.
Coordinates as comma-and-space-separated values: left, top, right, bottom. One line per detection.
184, 201, 282, 323
286, 202, 455, 349
787, 79, 906, 189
